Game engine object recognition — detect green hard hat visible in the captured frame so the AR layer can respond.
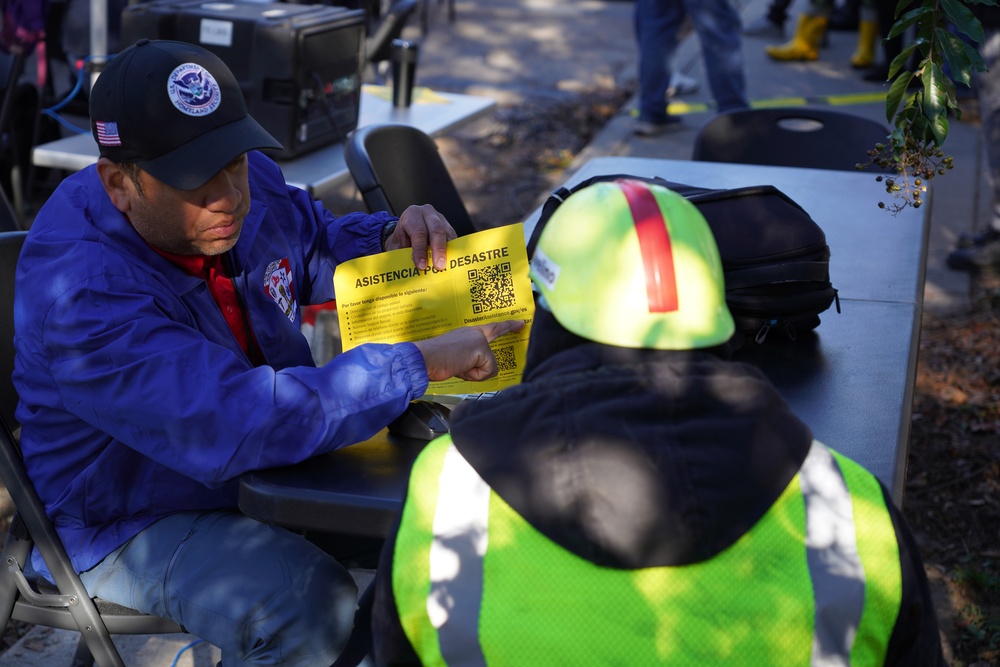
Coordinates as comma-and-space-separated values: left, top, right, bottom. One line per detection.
529, 178, 735, 350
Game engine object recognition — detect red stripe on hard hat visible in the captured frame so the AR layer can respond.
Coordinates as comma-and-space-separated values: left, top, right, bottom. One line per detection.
617, 180, 678, 312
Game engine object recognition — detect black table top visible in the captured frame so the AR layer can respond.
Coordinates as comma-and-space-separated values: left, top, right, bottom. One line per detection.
240, 299, 921, 535
239, 158, 929, 534
239, 428, 424, 538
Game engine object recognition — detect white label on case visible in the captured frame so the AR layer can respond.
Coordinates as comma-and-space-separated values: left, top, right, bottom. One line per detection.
199, 19, 233, 47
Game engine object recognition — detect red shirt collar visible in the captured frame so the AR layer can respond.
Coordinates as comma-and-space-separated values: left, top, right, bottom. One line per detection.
150, 245, 219, 279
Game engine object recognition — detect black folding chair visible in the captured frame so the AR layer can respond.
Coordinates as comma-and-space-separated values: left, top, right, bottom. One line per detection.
692, 107, 891, 172
0, 231, 185, 667
345, 123, 477, 237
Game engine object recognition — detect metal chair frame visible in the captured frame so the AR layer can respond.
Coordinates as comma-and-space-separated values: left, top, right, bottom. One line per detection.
0, 231, 183, 667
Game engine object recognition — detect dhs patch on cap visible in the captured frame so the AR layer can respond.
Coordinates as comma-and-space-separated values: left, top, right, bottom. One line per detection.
90, 39, 282, 190
167, 63, 223, 117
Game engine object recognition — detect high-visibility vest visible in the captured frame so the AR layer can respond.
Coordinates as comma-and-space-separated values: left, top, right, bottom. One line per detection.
390, 435, 903, 666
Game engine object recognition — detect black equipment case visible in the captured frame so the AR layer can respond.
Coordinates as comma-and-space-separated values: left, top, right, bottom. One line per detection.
121, 0, 366, 160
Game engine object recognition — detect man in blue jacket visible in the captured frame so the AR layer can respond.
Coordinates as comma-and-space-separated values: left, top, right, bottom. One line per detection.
13, 39, 521, 667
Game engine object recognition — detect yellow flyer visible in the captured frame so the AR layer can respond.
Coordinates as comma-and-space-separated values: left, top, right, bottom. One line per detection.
334, 223, 534, 394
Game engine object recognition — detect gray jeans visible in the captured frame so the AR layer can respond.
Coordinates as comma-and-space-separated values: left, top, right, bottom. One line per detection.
80, 510, 358, 666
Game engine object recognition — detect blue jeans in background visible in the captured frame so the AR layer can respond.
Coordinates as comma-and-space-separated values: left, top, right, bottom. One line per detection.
634, 0, 749, 123
80, 510, 358, 666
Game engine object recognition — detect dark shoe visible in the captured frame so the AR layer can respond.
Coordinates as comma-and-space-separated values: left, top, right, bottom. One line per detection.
633, 117, 683, 137
947, 229, 1000, 270
743, 15, 784, 39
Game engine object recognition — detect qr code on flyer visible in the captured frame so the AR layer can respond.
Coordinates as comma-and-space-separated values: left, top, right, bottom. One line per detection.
493, 344, 516, 372
469, 262, 515, 314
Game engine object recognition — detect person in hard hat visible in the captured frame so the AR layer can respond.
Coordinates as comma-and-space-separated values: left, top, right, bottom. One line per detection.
368, 178, 944, 665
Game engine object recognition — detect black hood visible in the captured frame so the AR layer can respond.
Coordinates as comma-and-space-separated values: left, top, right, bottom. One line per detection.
450, 345, 812, 569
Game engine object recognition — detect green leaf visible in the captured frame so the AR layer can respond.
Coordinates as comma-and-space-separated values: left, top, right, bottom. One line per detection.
888, 6, 933, 39
923, 62, 951, 145
940, 0, 984, 43
961, 38, 987, 72
887, 71, 916, 121
870, 0, 994, 207
895, 105, 923, 153
940, 75, 960, 118
889, 126, 906, 146
906, 109, 937, 151
889, 41, 921, 79
937, 28, 976, 87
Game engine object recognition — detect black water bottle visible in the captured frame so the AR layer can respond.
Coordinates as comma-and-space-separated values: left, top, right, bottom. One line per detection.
391, 39, 419, 108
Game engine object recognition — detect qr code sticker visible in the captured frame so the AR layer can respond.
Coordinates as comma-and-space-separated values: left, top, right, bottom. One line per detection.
494, 345, 516, 372
469, 262, 515, 314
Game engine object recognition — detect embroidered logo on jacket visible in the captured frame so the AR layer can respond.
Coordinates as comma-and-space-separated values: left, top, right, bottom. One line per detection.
264, 258, 296, 323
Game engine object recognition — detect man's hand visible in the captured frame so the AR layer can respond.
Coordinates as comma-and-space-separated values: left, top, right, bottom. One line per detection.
413, 320, 526, 382
384, 204, 458, 271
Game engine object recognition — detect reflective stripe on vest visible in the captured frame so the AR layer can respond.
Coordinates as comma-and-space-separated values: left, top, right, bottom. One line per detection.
392, 436, 902, 665
800, 439, 865, 666
428, 442, 490, 666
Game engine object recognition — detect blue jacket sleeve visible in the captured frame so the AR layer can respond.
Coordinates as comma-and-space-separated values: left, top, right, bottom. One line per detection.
35, 274, 428, 486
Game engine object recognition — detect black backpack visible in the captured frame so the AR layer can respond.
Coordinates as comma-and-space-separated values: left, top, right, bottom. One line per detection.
526, 174, 840, 348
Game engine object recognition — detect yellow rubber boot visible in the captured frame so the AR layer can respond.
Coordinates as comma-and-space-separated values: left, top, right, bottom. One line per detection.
850, 20, 880, 68
765, 14, 828, 61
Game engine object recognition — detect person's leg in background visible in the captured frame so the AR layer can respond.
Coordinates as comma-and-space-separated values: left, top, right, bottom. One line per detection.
862, 0, 906, 81
683, 0, 749, 112
829, 0, 861, 31
633, 0, 686, 135
765, 0, 834, 61
80, 510, 360, 667
668, 62, 701, 98
850, 0, 881, 68
743, 0, 794, 39
948, 22, 1000, 270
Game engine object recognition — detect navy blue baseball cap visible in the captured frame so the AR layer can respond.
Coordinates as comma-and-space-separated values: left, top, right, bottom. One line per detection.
90, 39, 282, 190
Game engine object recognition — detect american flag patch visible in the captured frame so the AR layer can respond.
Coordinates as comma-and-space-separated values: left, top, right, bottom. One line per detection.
96, 121, 121, 146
